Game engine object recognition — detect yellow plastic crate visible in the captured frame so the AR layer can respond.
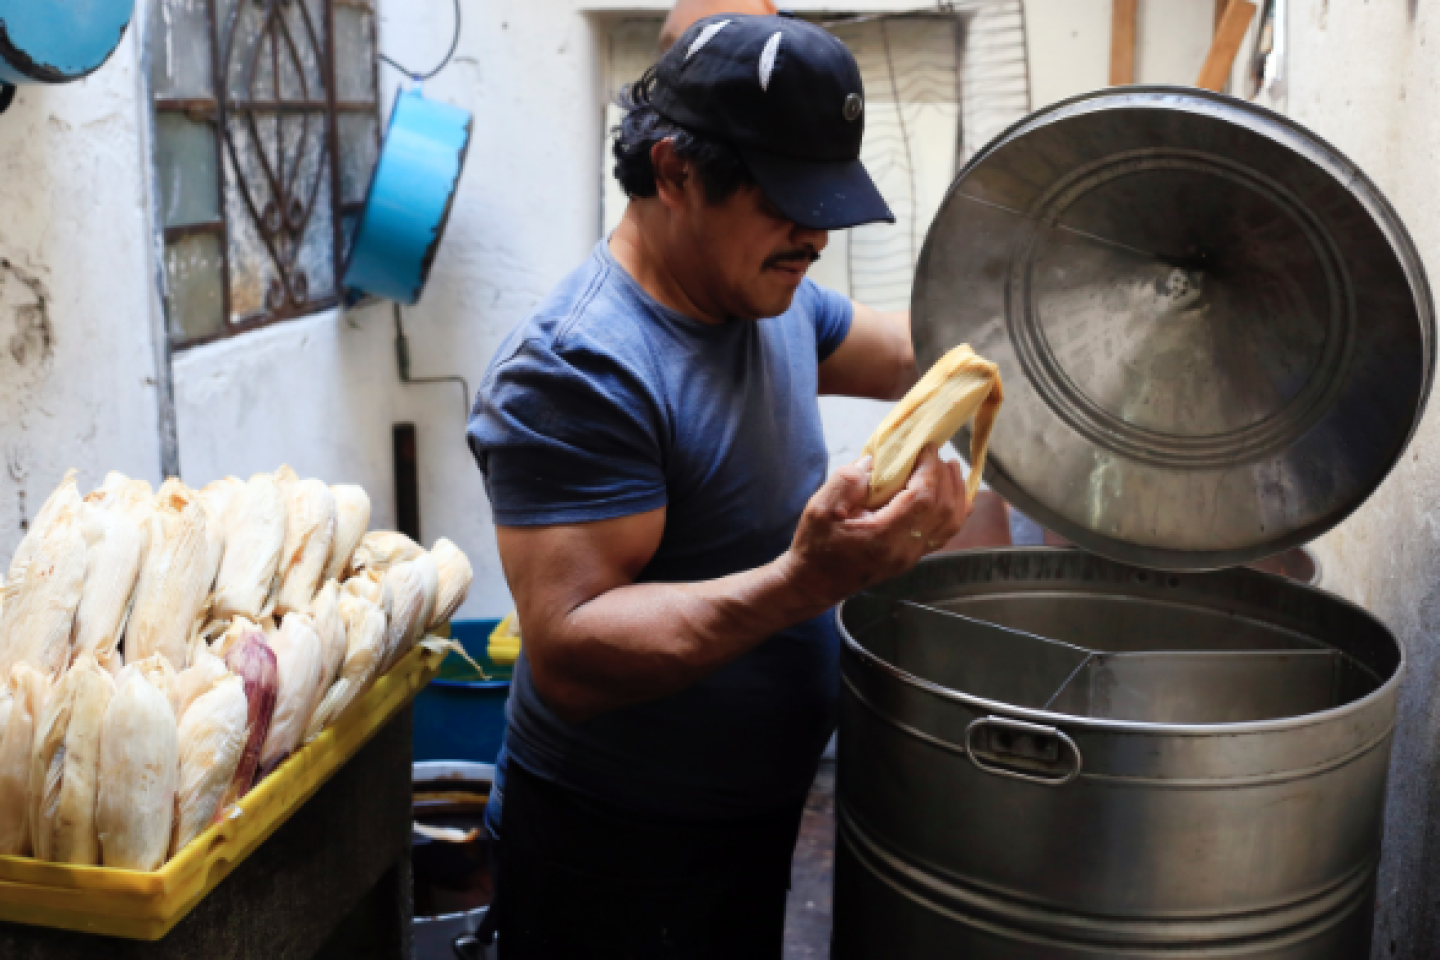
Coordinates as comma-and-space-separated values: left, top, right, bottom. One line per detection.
0, 642, 448, 940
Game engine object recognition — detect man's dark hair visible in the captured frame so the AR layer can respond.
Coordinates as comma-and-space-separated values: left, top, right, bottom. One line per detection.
612, 66, 754, 204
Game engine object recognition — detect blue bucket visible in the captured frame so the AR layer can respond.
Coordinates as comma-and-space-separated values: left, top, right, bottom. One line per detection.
413, 619, 512, 764
343, 87, 473, 305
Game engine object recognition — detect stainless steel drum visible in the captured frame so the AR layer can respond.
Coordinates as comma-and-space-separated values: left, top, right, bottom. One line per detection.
835, 87, 1430, 959
916, 86, 1434, 570
834, 549, 1402, 959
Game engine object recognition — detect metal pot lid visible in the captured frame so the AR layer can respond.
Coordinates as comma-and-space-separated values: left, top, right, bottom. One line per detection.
914, 86, 1435, 571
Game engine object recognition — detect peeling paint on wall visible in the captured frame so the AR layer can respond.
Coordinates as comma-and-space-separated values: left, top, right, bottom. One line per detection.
0, 258, 54, 393
5, 446, 28, 536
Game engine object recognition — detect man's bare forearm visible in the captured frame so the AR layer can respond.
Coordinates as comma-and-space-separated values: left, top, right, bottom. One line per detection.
531, 550, 832, 722
511, 451, 968, 725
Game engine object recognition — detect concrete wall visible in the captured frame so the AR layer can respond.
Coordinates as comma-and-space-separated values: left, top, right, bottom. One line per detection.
1278, 3, 1440, 956
0, 22, 165, 551
1026, 0, 1216, 106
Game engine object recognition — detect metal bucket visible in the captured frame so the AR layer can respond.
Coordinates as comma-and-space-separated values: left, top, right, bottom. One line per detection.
413, 761, 495, 960
834, 549, 1402, 959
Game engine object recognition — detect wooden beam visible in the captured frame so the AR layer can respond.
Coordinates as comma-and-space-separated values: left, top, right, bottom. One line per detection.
1196, 0, 1256, 91
1214, 0, 1229, 33
1109, 0, 1139, 86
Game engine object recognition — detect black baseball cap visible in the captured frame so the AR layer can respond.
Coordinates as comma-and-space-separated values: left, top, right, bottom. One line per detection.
650, 14, 895, 231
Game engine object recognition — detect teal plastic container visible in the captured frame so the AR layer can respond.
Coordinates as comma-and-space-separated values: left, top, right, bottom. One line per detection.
413, 619, 512, 764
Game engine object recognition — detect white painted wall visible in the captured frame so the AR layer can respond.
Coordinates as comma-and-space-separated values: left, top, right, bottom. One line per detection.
0, 24, 165, 553
1272, 4, 1440, 956
1026, 0, 1216, 108
1027, 0, 1112, 105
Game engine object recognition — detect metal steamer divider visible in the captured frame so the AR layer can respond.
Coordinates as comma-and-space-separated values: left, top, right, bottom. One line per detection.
844, 588, 1383, 787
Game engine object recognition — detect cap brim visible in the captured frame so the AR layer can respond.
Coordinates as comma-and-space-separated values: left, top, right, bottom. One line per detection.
738, 147, 896, 231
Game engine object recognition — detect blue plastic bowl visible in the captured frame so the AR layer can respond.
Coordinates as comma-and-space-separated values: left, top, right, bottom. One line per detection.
413, 619, 512, 764
0, 0, 134, 86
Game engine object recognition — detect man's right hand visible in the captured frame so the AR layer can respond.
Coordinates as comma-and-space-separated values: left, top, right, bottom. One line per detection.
782, 445, 971, 608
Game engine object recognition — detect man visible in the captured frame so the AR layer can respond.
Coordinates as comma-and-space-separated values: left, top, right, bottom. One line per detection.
468, 14, 970, 958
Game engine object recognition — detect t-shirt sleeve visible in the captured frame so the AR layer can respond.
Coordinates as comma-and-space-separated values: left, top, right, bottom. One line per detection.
803, 280, 855, 362
468, 337, 668, 526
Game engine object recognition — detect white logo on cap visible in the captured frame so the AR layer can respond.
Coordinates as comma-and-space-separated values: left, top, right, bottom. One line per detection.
687, 20, 730, 60
759, 32, 783, 91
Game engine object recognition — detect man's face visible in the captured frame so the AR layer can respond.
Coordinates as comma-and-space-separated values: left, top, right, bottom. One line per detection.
672, 172, 830, 322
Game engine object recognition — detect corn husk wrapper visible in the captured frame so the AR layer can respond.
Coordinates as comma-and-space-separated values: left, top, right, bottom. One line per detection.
72, 499, 148, 675
258, 613, 323, 777
139, 652, 178, 715
212, 474, 287, 621
304, 597, 387, 740
220, 619, 277, 810
324, 485, 371, 583
351, 531, 423, 575
197, 477, 244, 600
342, 574, 383, 608
101, 472, 152, 497
274, 480, 337, 618
0, 511, 88, 681
125, 480, 212, 671
310, 580, 346, 692
414, 554, 439, 646
863, 344, 1004, 509
171, 674, 248, 856
111, 478, 158, 525
174, 647, 230, 722
0, 665, 48, 855
9, 469, 81, 583
200, 477, 245, 526
0, 689, 12, 758
380, 560, 427, 672
273, 464, 299, 495
429, 538, 473, 629
97, 657, 178, 870
30, 654, 114, 864
0, 687, 12, 847
211, 618, 243, 658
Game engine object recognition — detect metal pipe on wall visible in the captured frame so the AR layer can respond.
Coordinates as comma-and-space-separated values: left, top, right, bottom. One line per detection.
133, 0, 183, 481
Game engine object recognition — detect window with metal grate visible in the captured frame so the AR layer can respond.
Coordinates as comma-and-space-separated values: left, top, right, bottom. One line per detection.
148, 0, 382, 348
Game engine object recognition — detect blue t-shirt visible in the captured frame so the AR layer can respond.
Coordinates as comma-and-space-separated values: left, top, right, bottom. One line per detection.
468, 240, 853, 821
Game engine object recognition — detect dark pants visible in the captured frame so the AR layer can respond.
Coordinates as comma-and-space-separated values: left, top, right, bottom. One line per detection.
490, 762, 805, 959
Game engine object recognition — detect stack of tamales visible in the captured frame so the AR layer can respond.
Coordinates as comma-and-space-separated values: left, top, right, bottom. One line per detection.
0, 466, 474, 870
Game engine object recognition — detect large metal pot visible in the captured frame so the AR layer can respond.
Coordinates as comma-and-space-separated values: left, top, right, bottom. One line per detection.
834, 549, 1401, 958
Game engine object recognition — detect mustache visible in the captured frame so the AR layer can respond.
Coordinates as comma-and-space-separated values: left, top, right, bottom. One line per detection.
764, 249, 821, 268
